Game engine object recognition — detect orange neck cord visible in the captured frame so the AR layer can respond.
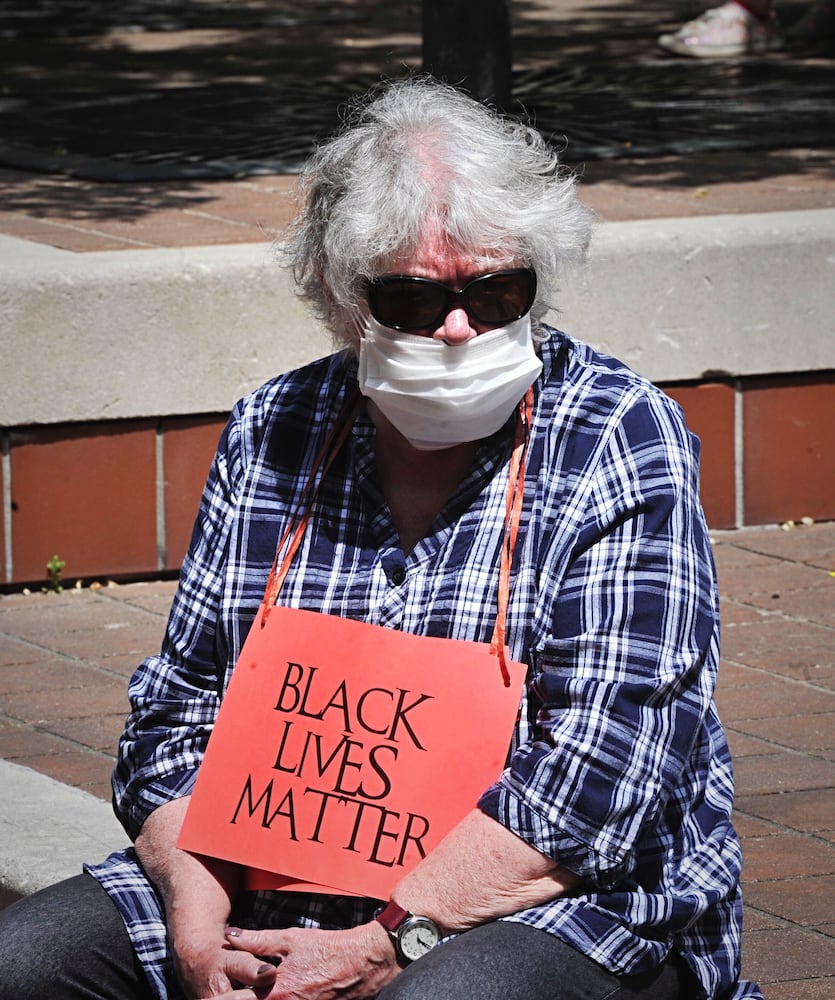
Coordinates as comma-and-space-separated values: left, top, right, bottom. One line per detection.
261, 386, 533, 686
261, 390, 365, 621
490, 385, 533, 685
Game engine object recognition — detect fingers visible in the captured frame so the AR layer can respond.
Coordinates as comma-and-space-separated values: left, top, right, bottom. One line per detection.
238, 960, 278, 989
225, 927, 288, 961
219, 937, 279, 993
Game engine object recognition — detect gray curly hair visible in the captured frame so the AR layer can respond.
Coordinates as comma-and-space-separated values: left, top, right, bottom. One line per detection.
280, 76, 594, 343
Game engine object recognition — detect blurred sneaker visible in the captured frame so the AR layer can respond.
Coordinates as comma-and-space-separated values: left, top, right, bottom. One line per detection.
658, 1, 784, 57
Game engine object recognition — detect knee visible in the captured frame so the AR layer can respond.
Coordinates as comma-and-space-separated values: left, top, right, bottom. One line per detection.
0, 896, 54, 1000
0, 874, 139, 1000
377, 971, 423, 1000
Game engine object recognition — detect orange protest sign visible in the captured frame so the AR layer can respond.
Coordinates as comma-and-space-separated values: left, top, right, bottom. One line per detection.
178, 604, 526, 900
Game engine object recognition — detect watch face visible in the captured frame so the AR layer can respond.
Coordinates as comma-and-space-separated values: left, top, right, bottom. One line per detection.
398, 915, 440, 962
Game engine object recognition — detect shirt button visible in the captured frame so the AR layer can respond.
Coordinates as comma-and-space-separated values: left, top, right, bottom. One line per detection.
390, 565, 406, 586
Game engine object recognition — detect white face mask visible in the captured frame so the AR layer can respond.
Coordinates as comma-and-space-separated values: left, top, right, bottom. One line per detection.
357, 313, 542, 451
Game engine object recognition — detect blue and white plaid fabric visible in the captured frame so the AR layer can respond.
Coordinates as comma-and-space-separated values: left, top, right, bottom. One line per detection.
87, 329, 761, 1000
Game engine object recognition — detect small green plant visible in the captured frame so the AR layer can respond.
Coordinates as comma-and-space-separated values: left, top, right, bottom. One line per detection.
46, 554, 66, 593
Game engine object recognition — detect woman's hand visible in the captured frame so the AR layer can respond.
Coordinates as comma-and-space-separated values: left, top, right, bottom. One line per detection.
171, 931, 276, 999
206, 921, 399, 1000
133, 797, 247, 998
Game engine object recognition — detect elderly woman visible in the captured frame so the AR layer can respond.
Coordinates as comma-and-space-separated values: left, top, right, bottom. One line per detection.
0, 79, 761, 1000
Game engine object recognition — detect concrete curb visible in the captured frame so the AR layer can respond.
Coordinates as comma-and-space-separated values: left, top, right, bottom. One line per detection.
0, 759, 127, 909
556, 208, 835, 382
2, 209, 834, 427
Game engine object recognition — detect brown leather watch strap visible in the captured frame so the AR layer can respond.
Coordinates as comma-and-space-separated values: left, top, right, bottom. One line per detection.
375, 901, 411, 933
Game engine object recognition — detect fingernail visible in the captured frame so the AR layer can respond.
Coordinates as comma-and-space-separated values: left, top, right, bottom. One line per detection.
256, 964, 273, 976
226, 926, 242, 937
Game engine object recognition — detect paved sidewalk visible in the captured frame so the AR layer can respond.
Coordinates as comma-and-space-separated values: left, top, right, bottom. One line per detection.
0, 522, 833, 995
1, 0, 834, 251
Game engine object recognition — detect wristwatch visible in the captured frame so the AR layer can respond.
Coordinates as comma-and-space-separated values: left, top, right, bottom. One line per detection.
375, 901, 441, 964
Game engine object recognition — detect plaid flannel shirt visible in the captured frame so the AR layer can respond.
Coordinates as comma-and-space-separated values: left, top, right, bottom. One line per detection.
87, 329, 761, 1000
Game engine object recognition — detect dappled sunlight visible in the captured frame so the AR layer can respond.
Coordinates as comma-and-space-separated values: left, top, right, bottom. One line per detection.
0, 0, 832, 223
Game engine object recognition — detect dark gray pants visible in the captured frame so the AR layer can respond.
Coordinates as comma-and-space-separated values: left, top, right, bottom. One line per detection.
0, 874, 694, 1000
379, 920, 693, 998
0, 875, 153, 1000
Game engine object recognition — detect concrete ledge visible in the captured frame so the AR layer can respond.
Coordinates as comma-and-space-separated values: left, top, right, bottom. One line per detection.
1, 209, 833, 427
0, 759, 127, 909
555, 209, 835, 382
0, 239, 334, 427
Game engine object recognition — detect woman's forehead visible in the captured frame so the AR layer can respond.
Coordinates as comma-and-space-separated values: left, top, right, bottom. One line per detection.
379, 229, 518, 281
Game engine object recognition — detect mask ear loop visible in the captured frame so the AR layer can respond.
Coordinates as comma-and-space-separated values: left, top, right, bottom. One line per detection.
490, 386, 533, 686
349, 301, 370, 344
260, 388, 364, 626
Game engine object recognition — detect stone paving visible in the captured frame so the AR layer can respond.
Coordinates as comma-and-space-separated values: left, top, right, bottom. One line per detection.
0, 522, 833, 995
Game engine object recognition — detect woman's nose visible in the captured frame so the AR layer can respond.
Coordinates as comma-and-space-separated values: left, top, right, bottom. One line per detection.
433, 306, 478, 345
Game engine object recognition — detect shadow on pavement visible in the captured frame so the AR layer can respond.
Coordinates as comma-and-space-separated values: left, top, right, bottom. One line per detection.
0, 0, 833, 219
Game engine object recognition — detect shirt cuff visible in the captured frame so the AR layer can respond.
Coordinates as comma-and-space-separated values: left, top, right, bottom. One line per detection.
119, 769, 200, 840
478, 781, 631, 891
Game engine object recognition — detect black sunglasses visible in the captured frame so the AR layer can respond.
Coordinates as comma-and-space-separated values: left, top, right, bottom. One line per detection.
366, 267, 537, 333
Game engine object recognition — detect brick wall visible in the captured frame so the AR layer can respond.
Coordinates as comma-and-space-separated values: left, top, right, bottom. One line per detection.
1, 415, 227, 587
665, 371, 835, 530
1, 371, 833, 587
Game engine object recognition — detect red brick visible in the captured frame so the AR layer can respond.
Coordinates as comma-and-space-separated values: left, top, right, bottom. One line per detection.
161, 415, 227, 572
713, 547, 783, 593
0, 211, 149, 252
718, 559, 830, 600
48, 714, 127, 753
0, 590, 164, 655
20, 749, 114, 800
39, 622, 162, 662
740, 904, 782, 931
104, 579, 178, 617
752, 584, 835, 629
0, 717, 73, 760
743, 374, 835, 525
732, 753, 834, 797
731, 713, 834, 754
741, 833, 835, 882
2, 678, 129, 725
85, 206, 270, 251
743, 873, 835, 927
0, 587, 85, 612
0, 656, 101, 693
720, 522, 835, 571
716, 661, 765, 687
741, 926, 835, 985
9, 422, 158, 583
719, 618, 834, 681
663, 382, 736, 529
0, 635, 44, 667
185, 176, 297, 234
726, 729, 777, 759
766, 980, 835, 1000
715, 675, 835, 722
717, 599, 766, 626
85, 652, 148, 679
734, 812, 782, 839
736, 789, 835, 835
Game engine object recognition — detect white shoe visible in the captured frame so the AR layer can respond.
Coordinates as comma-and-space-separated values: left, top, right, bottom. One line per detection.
658, 1, 784, 57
